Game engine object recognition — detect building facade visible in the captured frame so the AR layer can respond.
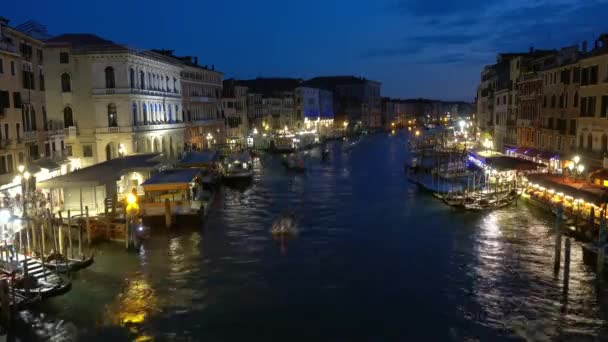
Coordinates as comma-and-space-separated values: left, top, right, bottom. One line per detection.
44, 34, 185, 167
295, 86, 334, 135
222, 82, 249, 140
173, 56, 223, 151
576, 35, 608, 157
0, 18, 50, 186
539, 46, 580, 156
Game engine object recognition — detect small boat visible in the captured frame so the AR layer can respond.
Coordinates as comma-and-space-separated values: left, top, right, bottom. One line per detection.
271, 211, 298, 236
2, 258, 72, 300
321, 148, 330, 161
283, 154, 306, 172
43, 253, 94, 273
222, 152, 254, 181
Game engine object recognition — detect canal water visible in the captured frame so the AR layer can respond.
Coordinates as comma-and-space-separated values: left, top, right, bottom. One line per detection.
30, 131, 608, 340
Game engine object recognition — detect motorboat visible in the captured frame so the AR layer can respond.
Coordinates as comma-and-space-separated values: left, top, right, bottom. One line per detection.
222, 152, 254, 181
271, 211, 298, 236
283, 154, 306, 172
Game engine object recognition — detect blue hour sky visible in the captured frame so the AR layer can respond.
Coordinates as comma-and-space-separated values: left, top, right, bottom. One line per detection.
5, 0, 608, 101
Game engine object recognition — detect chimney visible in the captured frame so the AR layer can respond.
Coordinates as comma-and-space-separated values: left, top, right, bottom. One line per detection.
582, 40, 588, 53
193, 56, 198, 65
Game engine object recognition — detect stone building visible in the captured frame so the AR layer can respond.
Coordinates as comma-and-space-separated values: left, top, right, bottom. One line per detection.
539, 46, 581, 156
44, 34, 185, 167
0, 18, 50, 186
222, 81, 249, 141
151, 51, 223, 151
576, 35, 608, 156
295, 86, 334, 136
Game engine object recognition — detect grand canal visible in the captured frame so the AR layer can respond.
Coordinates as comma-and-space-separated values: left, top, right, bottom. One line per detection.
31, 132, 608, 340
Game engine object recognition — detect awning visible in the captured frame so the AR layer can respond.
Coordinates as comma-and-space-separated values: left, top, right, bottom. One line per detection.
527, 174, 608, 205
486, 156, 545, 171
38, 153, 163, 189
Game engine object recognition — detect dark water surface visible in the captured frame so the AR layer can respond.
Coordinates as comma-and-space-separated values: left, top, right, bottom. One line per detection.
34, 132, 608, 341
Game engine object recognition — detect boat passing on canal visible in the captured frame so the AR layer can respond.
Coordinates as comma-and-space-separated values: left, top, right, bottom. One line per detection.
283, 153, 306, 172
141, 169, 207, 218
221, 152, 253, 181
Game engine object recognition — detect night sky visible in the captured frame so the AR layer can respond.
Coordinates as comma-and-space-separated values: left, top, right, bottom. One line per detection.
5, 0, 608, 101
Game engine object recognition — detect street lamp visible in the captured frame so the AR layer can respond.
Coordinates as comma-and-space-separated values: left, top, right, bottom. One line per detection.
573, 155, 581, 165
577, 164, 585, 174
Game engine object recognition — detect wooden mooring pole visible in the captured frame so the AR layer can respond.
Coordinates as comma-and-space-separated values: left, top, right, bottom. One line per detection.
57, 211, 64, 256
563, 238, 571, 297
165, 199, 172, 229
598, 211, 606, 277
67, 210, 73, 259
85, 206, 91, 246
0, 279, 10, 330
554, 204, 563, 276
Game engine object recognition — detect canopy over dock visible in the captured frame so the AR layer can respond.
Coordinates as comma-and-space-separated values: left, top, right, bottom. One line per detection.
142, 169, 201, 191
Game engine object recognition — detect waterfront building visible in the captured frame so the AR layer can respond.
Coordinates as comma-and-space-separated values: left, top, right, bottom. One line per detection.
539, 46, 581, 157
222, 81, 249, 142
44, 34, 185, 167
0, 18, 50, 186
576, 35, 608, 160
295, 86, 334, 136
476, 65, 496, 138
304, 76, 382, 130
151, 51, 223, 151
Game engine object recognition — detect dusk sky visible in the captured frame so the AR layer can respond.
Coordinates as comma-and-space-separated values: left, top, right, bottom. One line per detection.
5, 0, 608, 102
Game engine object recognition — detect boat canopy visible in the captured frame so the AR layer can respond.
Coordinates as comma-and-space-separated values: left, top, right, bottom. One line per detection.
178, 151, 220, 167
225, 152, 251, 164
142, 169, 201, 191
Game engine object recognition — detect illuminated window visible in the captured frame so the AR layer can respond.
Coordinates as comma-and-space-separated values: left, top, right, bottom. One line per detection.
604, 180, 608, 187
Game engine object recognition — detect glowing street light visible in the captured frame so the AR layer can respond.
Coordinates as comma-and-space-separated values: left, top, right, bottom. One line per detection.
343, 121, 348, 128
567, 163, 574, 171
577, 164, 585, 173
253, 128, 259, 135
573, 155, 581, 164
415, 130, 420, 137
459, 120, 466, 131
23, 171, 30, 180
17, 165, 24, 174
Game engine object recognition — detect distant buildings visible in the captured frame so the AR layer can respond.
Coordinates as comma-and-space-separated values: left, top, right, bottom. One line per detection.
295, 86, 334, 135
475, 32, 608, 172
304, 76, 382, 129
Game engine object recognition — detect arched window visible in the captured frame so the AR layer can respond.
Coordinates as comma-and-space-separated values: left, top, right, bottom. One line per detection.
579, 134, 584, 148
588, 133, 593, 151
61, 73, 71, 92
139, 70, 145, 89
565, 92, 568, 108
148, 73, 152, 89
574, 92, 579, 107
602, 134, 608, 153
175, 104, 179, 121
108, 103, 117, 127
551, 95, 556, 108
143, 103, 148, 125
132, 102, 137, 126
166, 76, 169, 90
173, 78, 177, 93
168, 105, 172, 123
105, 66, 115, 88
129, 68, 135, 88
63, 106, 74, 127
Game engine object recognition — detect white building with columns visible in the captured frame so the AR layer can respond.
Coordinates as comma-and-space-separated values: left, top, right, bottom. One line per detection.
44, 34, 185, 167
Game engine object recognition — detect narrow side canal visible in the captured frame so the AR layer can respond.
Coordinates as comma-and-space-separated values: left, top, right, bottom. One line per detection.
29, 132, 608, 340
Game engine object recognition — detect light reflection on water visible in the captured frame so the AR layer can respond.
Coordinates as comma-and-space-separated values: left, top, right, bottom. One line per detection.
24, 132, 608, 341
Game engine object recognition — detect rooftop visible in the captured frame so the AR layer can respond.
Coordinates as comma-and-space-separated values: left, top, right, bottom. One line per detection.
38, 153, 163, 188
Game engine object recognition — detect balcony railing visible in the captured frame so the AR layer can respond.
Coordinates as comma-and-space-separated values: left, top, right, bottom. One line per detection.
92, 88, 181, 98
95, 126, 131, 134
133, 122, 185, 132
22, 131, 37, 141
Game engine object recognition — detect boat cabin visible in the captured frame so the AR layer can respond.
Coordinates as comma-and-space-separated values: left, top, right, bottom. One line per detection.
141, 169, 204, 216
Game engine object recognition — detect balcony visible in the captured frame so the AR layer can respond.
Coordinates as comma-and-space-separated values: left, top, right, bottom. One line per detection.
92, 88, 181, 99
65, 126, 78, 139
0, 41, 17, 54
95, 126, 132, 134
0, 139, 11, 149
22, 131, 37, 141
133, 122, 185, 132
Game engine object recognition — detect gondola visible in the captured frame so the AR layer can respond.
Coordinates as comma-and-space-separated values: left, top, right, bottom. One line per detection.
43, 254, 95, 273
2, 260, 73, 300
